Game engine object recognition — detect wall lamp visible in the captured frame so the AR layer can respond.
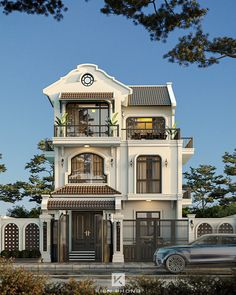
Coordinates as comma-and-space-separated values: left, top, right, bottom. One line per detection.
130, 159, 133, 167
61, 158, 64, 167
110, 158, 114, 167
190, 220, 194, 230
165, 159, 168, 167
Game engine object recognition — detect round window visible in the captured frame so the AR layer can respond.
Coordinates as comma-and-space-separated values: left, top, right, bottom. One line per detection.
81, 73, 94, 87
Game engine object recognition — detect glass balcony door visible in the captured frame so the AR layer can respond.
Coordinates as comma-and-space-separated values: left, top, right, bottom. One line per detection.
66, 102, 109, 137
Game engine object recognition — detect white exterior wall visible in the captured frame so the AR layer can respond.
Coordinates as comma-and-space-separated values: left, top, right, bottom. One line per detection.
188, 214, 236, 242
121, 200, 176, 219
0, 217, 40, 252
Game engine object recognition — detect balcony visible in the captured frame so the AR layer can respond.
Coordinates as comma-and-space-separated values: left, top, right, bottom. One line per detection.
53, 124, 120, 147
182, 137, 194, 164
39, 139, 54, 163
122, 128, 181, 140
54, 124, 119, 137
182, 188, 192, 206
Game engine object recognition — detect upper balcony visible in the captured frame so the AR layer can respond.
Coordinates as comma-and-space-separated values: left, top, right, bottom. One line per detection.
122, 127, 180, 140
53, 124, 121, 146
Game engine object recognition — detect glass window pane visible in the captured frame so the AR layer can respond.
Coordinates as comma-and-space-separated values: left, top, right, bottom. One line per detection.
137, 155, 161, 193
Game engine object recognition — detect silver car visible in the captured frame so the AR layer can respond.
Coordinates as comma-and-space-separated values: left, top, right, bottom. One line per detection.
153, 234, 236, 273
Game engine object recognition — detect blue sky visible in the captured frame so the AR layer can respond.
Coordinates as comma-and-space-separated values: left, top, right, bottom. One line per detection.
0, 1, 235, 214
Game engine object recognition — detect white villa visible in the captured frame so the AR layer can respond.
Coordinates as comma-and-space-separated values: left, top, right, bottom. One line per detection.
2, 64, 234, 264
39, 64, 194, 262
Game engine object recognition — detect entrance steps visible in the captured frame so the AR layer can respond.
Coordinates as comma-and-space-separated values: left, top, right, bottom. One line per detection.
69, 251, 95, 262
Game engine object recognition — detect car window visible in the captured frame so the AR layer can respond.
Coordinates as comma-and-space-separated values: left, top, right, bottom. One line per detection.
194, 236, 219, 245
220, 236, 236, 245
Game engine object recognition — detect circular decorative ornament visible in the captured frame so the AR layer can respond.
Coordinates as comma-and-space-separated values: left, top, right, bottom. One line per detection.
81, 73, 94, 86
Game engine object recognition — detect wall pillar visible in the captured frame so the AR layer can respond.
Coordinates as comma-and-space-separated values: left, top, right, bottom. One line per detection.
39, 214, 52, 262
176, 199, 182, 219
112, 213, 124, 263
187, 214, 196, 243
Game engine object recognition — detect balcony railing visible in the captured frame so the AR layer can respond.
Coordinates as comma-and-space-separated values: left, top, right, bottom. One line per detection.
182, 137, 193, 148
183, 189, 191, 199
54, 124, 119, 137
122, 128, 181, 140
44, 140, 54, 151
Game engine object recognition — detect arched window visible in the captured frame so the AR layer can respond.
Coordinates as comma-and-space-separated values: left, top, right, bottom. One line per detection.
137, 155, 161, 193
197, 223, 213, 237
25, 223, 40, 250
218, 223, 234, 234
4, 223, 19, 251
68, 153, 107, 183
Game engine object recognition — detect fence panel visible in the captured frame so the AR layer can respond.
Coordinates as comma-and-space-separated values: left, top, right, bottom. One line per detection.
123, 219, 188, 262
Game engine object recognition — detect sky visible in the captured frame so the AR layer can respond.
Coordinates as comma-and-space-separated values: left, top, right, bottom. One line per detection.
0, 0, 235, 214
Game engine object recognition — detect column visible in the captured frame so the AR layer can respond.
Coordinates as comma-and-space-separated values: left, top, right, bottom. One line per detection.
176, 199, 182, 219
39, 214, 52, 262
187, 214, 196, 243
112, 213, 124, 263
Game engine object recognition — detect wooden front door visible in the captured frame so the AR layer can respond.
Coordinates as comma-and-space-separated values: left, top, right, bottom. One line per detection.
72, 212, 95, 251
71, 211, 103, 261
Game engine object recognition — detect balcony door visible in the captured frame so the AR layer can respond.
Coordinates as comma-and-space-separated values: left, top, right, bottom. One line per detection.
66, 102, 109, 136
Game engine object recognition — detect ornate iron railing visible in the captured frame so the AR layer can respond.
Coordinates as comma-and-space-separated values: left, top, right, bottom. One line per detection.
122, 128, 181, 140
54, 124, 119, 137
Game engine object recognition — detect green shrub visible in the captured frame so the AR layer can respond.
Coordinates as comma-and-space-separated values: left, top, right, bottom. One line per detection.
166, 275, 236, 295
0, 258, 46, 295
44, 278, 96, 295
122, 275, 236, 295
120, 276, 164, 295
1, 249, 41, 259
29, 248, 41, 258
0, 250, 11, 258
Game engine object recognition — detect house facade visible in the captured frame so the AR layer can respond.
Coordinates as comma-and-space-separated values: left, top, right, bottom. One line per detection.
1, 64, 236, 263
38, 64, 194, 263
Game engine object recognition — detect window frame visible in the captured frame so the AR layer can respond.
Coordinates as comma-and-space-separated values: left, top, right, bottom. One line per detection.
68, 153, 107, 184
136, 155, 162, 194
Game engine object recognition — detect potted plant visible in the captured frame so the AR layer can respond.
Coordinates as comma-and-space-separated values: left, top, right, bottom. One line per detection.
55, 113, 68, 137
105, 112, 118, 136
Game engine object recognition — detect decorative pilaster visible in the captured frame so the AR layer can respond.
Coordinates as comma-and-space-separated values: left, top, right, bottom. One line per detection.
187, 214, 196, 243
39, 214, 52, 262
112, 213, 124, 263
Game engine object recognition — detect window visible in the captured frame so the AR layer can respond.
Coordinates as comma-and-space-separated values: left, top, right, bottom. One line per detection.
68, 153, 107, 183
66, 102, 109, 137
126, 117, 165, 139
136, 155, 161, 193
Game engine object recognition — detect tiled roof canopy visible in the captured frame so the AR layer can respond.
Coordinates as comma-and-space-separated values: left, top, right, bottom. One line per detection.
48, 199, 115, 210
52, 185, 121, 195
60, 92, 114, 99
128, 86, 171, 106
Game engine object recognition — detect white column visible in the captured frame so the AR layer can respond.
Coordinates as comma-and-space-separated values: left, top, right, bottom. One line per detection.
187, 214, 196, 243
39, 214, 52, 262
176, 199, 182, 219
112, 213, 124, 263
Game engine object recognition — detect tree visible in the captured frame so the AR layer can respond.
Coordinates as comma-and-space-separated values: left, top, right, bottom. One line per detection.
21, 154, 54, 204
220, 148, 236, 205
0, 0, 67, 21
0, 153, 6, 173
1, 1, 235, 67
184, 165, 228, 212
7, 205, 41, 218
0, 154, 23, 203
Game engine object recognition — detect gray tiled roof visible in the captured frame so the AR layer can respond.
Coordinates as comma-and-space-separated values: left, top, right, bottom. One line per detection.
48, 199, 115, 210
60, 92, 113, 99
128, 86, 171, 106
52, 185, 121, 195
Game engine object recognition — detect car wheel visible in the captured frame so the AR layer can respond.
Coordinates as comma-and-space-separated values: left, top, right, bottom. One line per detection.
165, 254, 186, 274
